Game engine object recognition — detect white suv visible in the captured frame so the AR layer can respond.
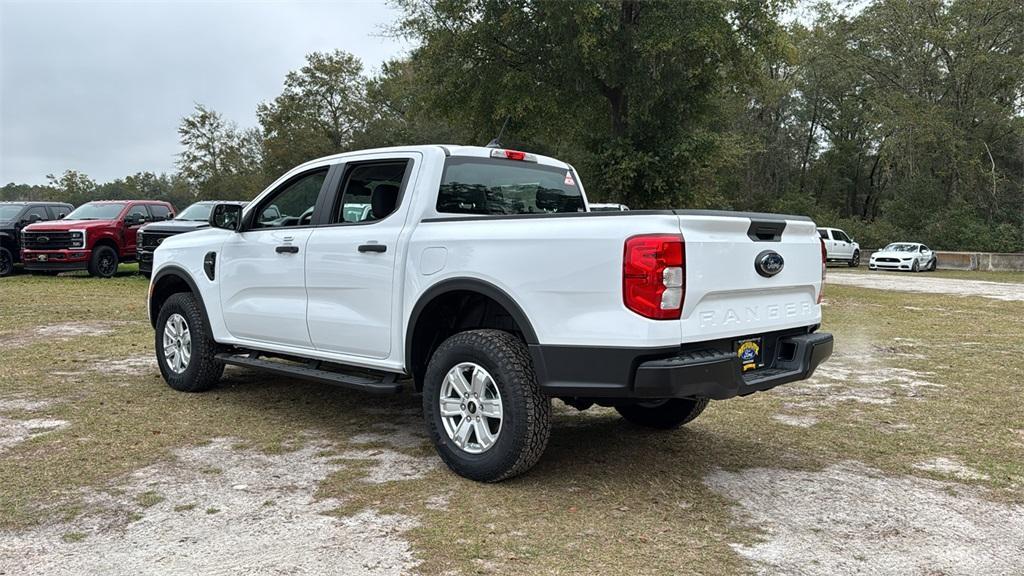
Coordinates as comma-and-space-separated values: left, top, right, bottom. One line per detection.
817, 227, 860, 267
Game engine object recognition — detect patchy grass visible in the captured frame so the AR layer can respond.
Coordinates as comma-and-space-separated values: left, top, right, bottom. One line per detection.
1, 269, 1022, 575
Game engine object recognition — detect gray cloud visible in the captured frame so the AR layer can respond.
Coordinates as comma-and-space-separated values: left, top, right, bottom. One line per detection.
0, 0, 410, 184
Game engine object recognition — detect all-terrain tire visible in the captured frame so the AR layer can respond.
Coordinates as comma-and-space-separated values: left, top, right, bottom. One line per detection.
155, 292, 224, 392
422, 329, 551, 482
616, 398, 709, 429
0, 247, 13, 277
849, 250, 860, 268
88, 245, 119, 278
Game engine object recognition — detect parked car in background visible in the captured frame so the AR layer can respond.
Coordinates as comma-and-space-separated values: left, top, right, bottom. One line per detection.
869, 242, 936, 272
137, 201, 247, 278
589, 202, 630, 212
817, 227, 860, 267
147, 144, 832, 482
21, 200, 175, 278
0, 201, 74, 276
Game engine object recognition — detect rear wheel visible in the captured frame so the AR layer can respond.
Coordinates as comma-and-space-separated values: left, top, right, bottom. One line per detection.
423, 329, 551, 482
616, 398, 709, 429
0, 247, 13, 277
155, 292, 223, 392
88, 246, 119, 278
848, 250, 860, 267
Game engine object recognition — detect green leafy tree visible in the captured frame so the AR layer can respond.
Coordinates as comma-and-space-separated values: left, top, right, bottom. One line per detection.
257, 50, 370, 176
394, 0, 789, 208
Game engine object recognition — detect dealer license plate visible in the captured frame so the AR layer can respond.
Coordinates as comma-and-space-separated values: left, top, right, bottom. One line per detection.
735, 337, 764, 372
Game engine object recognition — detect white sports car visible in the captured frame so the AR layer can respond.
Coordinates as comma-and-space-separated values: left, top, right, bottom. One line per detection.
868, 242, 936, 272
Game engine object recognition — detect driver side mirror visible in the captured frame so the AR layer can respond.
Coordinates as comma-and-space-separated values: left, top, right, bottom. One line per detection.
125, 214, 144, 226
210, 203, 243, 231
25, 214, 42, 224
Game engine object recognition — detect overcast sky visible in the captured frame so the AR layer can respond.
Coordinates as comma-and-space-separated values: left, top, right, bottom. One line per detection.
0, 0, 410, 185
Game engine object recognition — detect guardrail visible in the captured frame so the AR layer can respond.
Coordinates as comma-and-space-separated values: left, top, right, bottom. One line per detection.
933, 251, 1024, 272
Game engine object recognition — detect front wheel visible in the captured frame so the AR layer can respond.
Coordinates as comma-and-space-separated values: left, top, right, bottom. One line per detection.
155, 292, 223, 392
849, 250, 860, 267
422, 329, 551, 482
616, 398, 709, 429
0, 247, 13, 277
928, 258, 937, 271
911, 260, 920, 273
88, 246, 119, 278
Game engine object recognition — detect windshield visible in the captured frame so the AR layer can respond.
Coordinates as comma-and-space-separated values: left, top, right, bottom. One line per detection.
0, 205, 24, 219
65, 203, 125, 220
883, 243, 918, 252
437, 158, 585, 215
176, 203, 214, 221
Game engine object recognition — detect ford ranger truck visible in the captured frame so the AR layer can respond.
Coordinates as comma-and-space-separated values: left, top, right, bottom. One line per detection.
22, 200, 175, 278
0, 201, 74, 276
147, 145, 833, 482
137, 201, 247, 278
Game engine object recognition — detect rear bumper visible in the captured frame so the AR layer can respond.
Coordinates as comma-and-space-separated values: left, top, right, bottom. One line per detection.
21, 249, 91, 270
531, 329, 833, 401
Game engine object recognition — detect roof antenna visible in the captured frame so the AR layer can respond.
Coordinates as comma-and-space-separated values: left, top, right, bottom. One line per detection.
486, 116, 510, 148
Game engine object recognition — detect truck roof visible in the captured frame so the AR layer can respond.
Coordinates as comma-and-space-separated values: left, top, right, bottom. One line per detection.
295, 145, 573, 171
0, 201, 72, 206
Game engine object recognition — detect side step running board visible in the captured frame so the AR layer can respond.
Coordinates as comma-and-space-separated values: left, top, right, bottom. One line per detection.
215, 352, 402, 394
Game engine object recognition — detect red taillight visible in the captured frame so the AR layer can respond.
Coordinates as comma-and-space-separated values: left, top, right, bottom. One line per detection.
818, 237, 827, 303
623, 234, 685, 320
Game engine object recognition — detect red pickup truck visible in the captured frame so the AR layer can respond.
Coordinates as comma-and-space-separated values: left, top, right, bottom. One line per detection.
21, 200, 175, 277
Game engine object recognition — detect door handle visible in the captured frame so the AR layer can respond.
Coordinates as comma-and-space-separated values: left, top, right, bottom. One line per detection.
276, 245, 299, 254
358, 244, 387, 253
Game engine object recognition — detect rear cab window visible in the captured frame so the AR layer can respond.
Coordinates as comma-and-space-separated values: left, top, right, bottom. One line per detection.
437, 158, 584, 215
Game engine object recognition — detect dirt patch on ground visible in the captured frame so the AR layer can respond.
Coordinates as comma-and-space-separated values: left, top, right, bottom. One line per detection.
0, 417, 68, 452
914, 457, 990, 481
0, 438, 419, 575
338, 448, 439, 484
771, 413, 818, 427
0, 397, 54, 412
706, 461, 1024, 576
829, 272, 1024, 301
4, 321, 123, 349
775, 348, 941, 416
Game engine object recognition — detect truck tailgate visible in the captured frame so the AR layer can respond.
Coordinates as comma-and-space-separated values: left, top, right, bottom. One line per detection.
675, 211, 822, 343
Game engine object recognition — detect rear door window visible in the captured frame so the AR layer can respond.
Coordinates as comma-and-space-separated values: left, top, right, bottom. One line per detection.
437, 158, 584, 215
817, 229, 827, 239
331, 161, 410, 224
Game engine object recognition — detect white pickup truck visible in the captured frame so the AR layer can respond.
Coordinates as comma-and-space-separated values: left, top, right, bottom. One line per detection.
147, 145, 833, 481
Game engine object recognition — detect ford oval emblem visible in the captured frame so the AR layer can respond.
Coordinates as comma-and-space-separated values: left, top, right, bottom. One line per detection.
38, 236, 50, 243
755, 250, 785, 278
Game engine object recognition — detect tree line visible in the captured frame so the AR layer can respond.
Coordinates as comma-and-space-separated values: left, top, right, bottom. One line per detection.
3, 0, 1021, 252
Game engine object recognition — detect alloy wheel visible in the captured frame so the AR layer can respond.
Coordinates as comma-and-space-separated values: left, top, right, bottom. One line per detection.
162, 313, 192, 374
439, 362, 504, 454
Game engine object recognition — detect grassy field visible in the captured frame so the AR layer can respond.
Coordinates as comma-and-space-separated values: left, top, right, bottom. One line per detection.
1, 268, 1022, 575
